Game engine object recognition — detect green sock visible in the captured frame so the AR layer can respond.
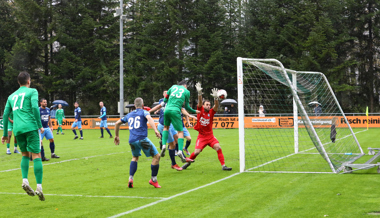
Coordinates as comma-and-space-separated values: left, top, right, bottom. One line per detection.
14, 143, 17, 148
178, 138, 184, 151
33, 158, 43, 184
7, 143, 10, 149
60, 127, 63, 133
162, 130, 169, 146
21, 156, 30, 179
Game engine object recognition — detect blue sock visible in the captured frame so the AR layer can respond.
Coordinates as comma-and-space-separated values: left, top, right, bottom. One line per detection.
151, 164, 159, 177
41, 146, 45, 159
106, 128, 112, 136
175, 144, 178, 151
100, 128, 104, 136
185, 140, 191, 149
80, 130, 83, 137
130, 161, 137, 177
169, 149, 177, 166
49, 141, 55, 154
73, 130, 77, 136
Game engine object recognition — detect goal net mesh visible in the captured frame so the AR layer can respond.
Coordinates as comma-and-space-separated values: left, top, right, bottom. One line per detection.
241, 59, 363, 173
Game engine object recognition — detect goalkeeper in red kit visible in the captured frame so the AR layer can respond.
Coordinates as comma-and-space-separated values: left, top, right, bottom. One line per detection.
182, 83, 232, 171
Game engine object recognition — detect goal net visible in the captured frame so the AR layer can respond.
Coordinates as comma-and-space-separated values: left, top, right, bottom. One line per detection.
237, 58, 364, 173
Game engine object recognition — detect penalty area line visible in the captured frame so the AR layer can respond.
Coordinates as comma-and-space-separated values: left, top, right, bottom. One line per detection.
108, 172, 240, 218
0, 192, 164, 199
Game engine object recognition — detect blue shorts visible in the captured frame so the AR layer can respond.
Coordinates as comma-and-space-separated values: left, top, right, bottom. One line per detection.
39, 128, 54, 140
183, 127, 190, 137
100, 120, 108, 128
157, 123, 177, 144
72, 121, 82, 129
129, 138, 159, 157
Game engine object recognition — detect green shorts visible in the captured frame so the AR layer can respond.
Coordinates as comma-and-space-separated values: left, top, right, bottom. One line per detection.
57, 119, 63, 126
15, 130, 41, 154
7, 122, 13, 132
164, 109, 183, 132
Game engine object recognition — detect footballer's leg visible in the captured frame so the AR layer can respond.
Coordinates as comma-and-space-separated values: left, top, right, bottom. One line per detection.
100, 127, 104, 138
129, 156, 139, 188
149, 153, 161, 188
28, 130, 45, 201
14, 136, 20, 154
71, 122, 78, 139
212, 143, 232, 171
17, 133, 35, 196
79, 122, 83, 140
169, 142, 182, 171
49, 139, 60, 158
183, 130, 191, 155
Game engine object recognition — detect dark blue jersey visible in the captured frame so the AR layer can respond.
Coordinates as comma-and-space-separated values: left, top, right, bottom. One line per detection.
100, 106, 107, 121
121, 109, 150, 143
158, 98, 166, 125
39, 107, 50, 128
74, 107, 82, 121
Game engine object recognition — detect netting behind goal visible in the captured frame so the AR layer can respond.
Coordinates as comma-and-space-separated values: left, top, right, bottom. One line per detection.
237, 58, 364, 173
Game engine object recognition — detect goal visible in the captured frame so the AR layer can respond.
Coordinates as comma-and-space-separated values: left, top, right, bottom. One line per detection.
237, 58, 364, 173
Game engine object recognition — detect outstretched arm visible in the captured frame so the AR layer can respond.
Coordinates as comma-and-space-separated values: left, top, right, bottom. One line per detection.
149, 104, 162, 114
195, 82, 203, 108
210, 88, 219, 112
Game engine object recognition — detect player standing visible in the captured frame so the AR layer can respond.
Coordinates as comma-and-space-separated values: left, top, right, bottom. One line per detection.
39, 99, 60, 160
162, 80, 199, 163
98, 101, 113, 138
55, 104, 65, 135
71, 102, 83, 140
1, 71, 46, 201
5, 111, 20, 155
114, 97, 162, 188
182, 83, 232, 171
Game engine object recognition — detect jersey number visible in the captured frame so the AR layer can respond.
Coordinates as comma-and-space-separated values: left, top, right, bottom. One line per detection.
171, 87, 184, 98
128, 117, 141, 130
12, 93, 26, 111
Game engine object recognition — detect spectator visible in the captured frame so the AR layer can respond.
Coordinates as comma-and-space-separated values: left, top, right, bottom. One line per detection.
50, 107, 57, 119
314, 104, 322, 116
224, 107, 229, 116
258, 105, 266, 117
230, 104, 237, 115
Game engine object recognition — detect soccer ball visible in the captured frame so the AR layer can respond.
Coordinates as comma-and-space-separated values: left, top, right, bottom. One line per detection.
217, 89, 227, 99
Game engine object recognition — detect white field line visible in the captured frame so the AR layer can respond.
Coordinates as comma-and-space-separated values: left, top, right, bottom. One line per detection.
246, 129, 368, 172
108, 173, 240, 218
0, 152, 124, 173
0, 192, 163, 199
245, 171, 334, 174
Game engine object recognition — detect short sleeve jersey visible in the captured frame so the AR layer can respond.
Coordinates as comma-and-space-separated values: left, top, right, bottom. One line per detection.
40, 107, 50, 128
158, 98, 166, 125
100, 106, 107, 121
194, 106, 216, 136
121, 109, 150, 143
74, 107, 82, 121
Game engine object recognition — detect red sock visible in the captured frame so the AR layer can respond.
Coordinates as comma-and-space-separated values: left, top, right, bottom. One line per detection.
190, 152, 198, 160
217, 149, 225, 166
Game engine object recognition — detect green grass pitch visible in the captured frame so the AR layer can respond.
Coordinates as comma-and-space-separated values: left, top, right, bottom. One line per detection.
0, 128, 380, 217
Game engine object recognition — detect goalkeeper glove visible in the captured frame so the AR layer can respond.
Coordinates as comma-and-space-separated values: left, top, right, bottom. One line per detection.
210, 88, 219, 100
195, 82, 203, 96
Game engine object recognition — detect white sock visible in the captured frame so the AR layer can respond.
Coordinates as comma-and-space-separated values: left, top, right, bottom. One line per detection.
129, 175, 133, 180
37, 184, 42, 190
23, 179, 29, 184
151, 176, 157, 182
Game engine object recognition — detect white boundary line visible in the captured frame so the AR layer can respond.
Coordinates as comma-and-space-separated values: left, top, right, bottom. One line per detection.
108, 173, 240, 218
0, 192, 163, 199
0, 152, 124, 173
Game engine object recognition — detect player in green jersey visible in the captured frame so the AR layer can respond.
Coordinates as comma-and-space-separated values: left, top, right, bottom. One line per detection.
5, 111, 20, 155
161, 80, 199, 163
55, 104, 65, 135
1, 71, 46, 201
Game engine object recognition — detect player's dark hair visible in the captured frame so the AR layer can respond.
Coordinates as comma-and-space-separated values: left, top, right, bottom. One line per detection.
203, 99, 211, 105
40, 98, 46, 103
18, 71, 30, 85
178, 79, 187, 86
74, 102, 78, 104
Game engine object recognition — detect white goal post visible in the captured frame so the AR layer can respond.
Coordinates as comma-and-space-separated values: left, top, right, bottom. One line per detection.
237, 58, 364, 173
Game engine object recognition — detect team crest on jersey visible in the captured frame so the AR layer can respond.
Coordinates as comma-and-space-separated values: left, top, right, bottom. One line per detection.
208, 114, 210, 117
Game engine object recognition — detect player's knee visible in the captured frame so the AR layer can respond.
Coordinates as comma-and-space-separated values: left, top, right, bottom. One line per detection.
49, 139, 54, 143
213, 144, 221, 151
194, 149, 201, 155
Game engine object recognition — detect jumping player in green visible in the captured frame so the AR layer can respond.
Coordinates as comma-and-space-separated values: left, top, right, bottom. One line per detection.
55, 104, 65, 135
1, 71, 46, 201
161, 80, 200, 163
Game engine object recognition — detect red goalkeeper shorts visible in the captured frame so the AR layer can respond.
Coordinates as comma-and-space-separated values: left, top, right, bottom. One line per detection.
195, 134, 219, 150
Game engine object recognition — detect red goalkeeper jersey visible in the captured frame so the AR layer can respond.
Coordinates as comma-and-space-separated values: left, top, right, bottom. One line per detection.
194, 105, 216, 136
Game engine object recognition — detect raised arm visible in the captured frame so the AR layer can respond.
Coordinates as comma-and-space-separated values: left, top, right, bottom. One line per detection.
163, 87, 172, 103
195, 82, 203, 108
149, 104, 162, 114
210, 88, 219, 112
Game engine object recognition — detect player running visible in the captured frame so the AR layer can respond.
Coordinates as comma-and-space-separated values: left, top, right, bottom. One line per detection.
98, 101, 113, 138
1, 71, 46, 201
162, 80, 199, 163
182, 83, 232, 171
55, 104, 65, 135
71, 102, 83, 140
39, 99, 60, 160
114, 97, 162, 188
5, 111, 20, 155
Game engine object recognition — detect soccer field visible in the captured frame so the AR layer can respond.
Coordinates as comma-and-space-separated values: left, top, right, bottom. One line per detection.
0, 128, 379, 217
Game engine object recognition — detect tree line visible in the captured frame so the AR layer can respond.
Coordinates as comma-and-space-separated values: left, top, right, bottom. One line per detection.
0, 0, 379, 115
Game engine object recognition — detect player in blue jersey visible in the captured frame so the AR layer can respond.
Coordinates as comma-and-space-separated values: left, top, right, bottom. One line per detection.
176, 108, 196, 156
149, 90, 184, 171
71, 102, 83, 140
39, 99, 60, 161
114, 97, 162, 188
98, 101, 113, 138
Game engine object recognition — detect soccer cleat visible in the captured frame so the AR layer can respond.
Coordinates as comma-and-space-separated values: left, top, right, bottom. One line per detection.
182, 162, 191, 170
41, 157, 50, 161
149, 179, 161, 188
14, 149, 20, 154
109, 136, 113, 138
74, 135, 78, 140
51, 154, 60, 158
6, 150, 11, 155
22, 182, 35, 197
35, 187, 45, 201
80, 137, 84, 140
185, 157, 195, 163
222, 166, 232, 171
160, 145, 166, 157
177, 151, 186, 163
56, 132, 59, 135
61, 132, 64, 135
171, 164, 183, 171
183, 148, 190, 156
128, 179, 133, 188
99, 136, 104, 138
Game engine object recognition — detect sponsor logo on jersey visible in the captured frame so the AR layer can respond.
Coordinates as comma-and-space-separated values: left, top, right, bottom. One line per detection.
199, 117, 210, 126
